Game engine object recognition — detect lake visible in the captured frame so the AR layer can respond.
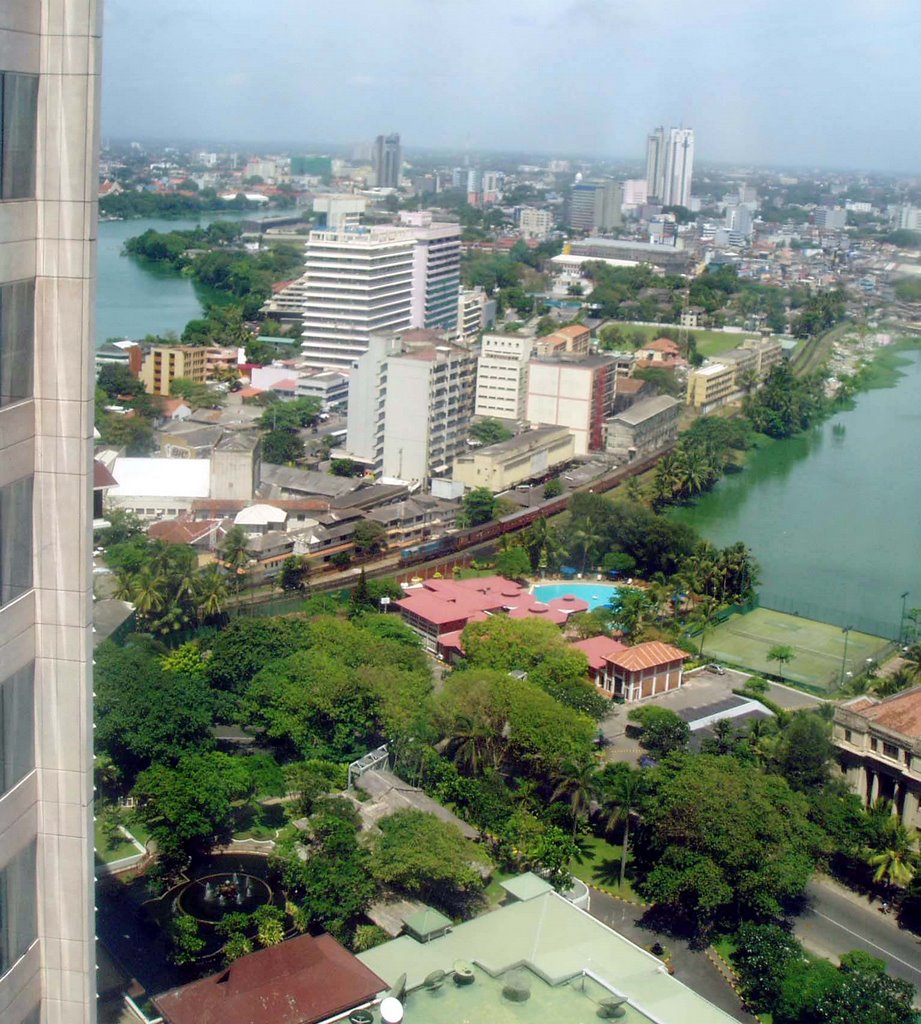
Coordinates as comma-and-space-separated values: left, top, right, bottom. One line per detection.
95, 214, 268, 346
671, 350, 921, 639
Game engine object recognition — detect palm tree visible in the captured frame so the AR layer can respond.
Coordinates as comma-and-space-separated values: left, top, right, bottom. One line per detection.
220, 526, 253, 607
711, 718, 736, 755
744, 717, 778, 766
570, 519, 602, 576
873, 668, 914, 699
868, 822, 919, 890
112, 570, 135, 603
766, 645, 795, 682
195, 565, 228, 620
130, 566, 167, 621
689, 595, 720, 656
551, 759, 599, 839
902, 644, 921, 681
600, 768, 645, 889
444, 714, 500, 775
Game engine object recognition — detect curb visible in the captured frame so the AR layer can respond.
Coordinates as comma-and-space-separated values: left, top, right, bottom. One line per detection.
589, 882, 649, 908
707, 947, 757, 1017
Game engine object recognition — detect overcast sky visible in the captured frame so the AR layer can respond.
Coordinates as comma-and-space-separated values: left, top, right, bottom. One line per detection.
102, 0, 921, 172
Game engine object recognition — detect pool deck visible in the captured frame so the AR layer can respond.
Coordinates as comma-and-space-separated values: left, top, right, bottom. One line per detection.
358, 890, 739, 1024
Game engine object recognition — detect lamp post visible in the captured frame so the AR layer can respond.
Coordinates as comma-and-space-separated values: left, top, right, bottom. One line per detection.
899, 591, 910, 643
839, 625, 853, 688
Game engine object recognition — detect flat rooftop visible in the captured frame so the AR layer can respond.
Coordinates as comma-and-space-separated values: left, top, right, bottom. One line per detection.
358, 889, 738, 1024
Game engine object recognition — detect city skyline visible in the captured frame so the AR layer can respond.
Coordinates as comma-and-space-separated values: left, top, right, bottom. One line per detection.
102, 0, 921, 173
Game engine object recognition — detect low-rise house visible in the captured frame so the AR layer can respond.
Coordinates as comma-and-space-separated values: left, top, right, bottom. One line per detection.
834, 687, 921, 829
148, 517, 229, 553
598, 641, 689, 701
106, 457, 211, 520
570, 635, 629, 688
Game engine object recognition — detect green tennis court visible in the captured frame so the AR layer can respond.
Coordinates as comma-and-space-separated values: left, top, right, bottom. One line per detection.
700, 607, 890, 691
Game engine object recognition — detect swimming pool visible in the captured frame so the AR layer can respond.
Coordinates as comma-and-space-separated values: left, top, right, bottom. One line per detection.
532, 582, 620, 611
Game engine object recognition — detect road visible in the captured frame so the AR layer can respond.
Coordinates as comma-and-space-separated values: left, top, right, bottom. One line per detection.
795, 876, 921, 993
587, 888, 756, 1023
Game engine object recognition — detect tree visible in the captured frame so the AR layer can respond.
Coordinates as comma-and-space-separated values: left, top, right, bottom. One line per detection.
551, 758, 599, 838
628, 706, 690, 759
168, 915, 204, 966
370, 809, 491, 917
352, 520, 388, 555
262, 428, 303, 464
279, 554, 311, 592
495, 546, 531, 580
543, 478, 563, 499
348, 569, 375, 617
462, 487, 497, 527
867, 819, 919, 890
469, 418, 514, 446
633, 754, 825, 932
776, 711, 833, 792
220, 526, 253, 603
330, 458, 363, 477
731, 922, 803, 1014
767, 644, 795, 682
598, 764, 645, 888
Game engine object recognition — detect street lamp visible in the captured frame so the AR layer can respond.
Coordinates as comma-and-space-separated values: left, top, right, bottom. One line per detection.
899, 591, 910, 643
839, 625, 853, 688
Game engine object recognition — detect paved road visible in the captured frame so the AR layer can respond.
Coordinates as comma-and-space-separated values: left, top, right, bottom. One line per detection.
795, 877, 921, 993
587, 888, 756, 1023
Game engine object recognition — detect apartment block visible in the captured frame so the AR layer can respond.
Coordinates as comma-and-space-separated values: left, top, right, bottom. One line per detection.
346, 332, 478, 488
139, 345, 208, 396
525, 355, 617, 455
0, 3, 101, 1021
474, 333, 533, 424
456, 287, 495, 342
400, 211, 461, 331
518, 207, 553, 240
569, 179, 623, 232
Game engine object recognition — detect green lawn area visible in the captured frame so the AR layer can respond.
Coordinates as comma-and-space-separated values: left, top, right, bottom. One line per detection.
93, 813, 141, 864
570, 834, 639, 901
700, 607, 889, 692
231, 801, 288, 840
620, 321, 758, 358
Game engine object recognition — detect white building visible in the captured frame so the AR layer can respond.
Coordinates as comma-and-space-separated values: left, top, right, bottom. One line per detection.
646, 125, 694, 207
525, 355, 618, 456
519, 207, 554, 240
475, 333, 534, 424
296, 369, 350, 409
301, 226, 416, 369
346, 332, 478, 488
1, 4, 100, 1019
106, 458, 213, 519
622, 179, 648, 208
456, 287, 495, 342
312, 194, 367, 230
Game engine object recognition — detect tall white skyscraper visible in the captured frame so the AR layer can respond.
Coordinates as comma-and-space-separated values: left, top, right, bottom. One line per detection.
645, 126, 695, 208
0, 2, 101, 1022
371, 133, 402, 189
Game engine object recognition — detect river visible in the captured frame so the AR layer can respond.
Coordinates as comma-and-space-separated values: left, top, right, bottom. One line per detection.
95, 214, 271, 346
671, 349, 921, 639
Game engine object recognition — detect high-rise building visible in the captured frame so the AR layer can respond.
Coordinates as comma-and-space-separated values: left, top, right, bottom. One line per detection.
301, 226, 417, 369
0, 3, 100, 1022
568, 179, 623, 232
645, 126, 695, 208
399, 212, 462, 331
475, 333, 534, 424
518, 208, 554, 240
371, 133, 402, 189
346, 332, 478, 487
525, 354, 618, 455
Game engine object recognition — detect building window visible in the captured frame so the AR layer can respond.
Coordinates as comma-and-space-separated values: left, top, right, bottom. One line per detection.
844, 729, 852, 743
883, 742, 898, 760
0, 839, 37, 976
0, 476, 33, 606
0, 663, 33, 796
0, 73, 39, 200
870, 737, 878, 751
0, 280, 35, 407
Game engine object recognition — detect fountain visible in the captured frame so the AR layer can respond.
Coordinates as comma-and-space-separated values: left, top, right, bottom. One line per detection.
178, 871, 273, 924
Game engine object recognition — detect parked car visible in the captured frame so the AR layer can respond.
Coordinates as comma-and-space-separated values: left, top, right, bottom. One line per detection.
706, 663, 726, 675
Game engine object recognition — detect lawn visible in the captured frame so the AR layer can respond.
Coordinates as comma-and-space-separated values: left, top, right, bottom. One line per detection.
619, 321, 758, 358
569, 834, 639, 900
94, 811, 147, 864
231, 800, 288, 840
700, 607, 889, 691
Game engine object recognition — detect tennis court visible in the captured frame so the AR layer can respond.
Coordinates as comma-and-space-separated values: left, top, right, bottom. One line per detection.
700, 607, 890, 691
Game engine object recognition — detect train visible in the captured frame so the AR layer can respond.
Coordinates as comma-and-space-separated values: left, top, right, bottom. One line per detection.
398, 446, 670, 568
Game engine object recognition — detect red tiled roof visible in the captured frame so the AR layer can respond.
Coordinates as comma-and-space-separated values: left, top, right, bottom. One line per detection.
854, 686, 921, 738
646, 338, 681, 352
148, 519, 225, 546
604, 640, 689, 672
555, 325, 590, 338
570, 635, 629, 672
616, 378, 647, 394
153, 934, 385, 1024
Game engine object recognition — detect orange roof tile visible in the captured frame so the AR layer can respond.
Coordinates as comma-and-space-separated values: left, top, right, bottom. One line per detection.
856, 686, 921, 738
604, 641, 689, 672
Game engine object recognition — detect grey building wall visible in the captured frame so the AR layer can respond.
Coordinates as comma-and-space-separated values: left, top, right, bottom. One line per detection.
0, 3, 101, 1022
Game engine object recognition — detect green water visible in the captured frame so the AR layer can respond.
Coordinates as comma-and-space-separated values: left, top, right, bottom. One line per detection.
95, 215, 251, 346
672, 350, 921, 639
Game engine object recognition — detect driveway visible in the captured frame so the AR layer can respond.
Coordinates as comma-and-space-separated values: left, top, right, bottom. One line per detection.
794, 876, 921, 993
587, 888, 756, 1023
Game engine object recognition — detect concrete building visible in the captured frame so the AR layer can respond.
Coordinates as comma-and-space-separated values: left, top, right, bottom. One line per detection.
814, 206, 847, 231
622, 178, 648, 208
646, 126, 694, 207
210, 432, 260, 501
313, 193, 367, 230
0, 6, 100, 1021
296, 369, 350, 409
686, 337, 783, 411
139, 345, 208, 396
456, 287, 495, 342
301, 226, 416, 369
645, 126, 667, 202
399, 211, 461, 331
261, 274, 308, 322
518, 207, 553, 240
834, 688, 921, 829
685, 361, 736, 412
346, 332, 478, 488
371, 132, 402, 189
534, 324, 591, 359
106, 458, 212, 519
569, 179, 623, 232
474, 332, 533, 424
568, 237, 691, 272
452, 426, 575, 492
525, 355, 617, 455
599, 641, 689, 701
604, 395, 680, 462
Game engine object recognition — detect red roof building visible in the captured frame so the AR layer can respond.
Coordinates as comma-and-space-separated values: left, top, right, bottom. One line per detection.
598, 640, 689, 701
570, 635, 629, 687
153, 933, 385, 1024
396, 576, 589, 655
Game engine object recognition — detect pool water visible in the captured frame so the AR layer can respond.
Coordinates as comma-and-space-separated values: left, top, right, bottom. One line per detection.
532, 582, 620, 611
404, 966, 651, 1024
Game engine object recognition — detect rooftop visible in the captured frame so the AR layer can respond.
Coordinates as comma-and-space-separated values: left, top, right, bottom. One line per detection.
605, 641, 689, 672
570, 635, 629, 672
609, 395, 681, 426
108, 457, 211, 500
154, 933, 385, 1024
843, 685, 921, 738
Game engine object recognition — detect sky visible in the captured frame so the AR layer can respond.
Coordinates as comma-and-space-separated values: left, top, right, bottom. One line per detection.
102, 0, 921, 173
